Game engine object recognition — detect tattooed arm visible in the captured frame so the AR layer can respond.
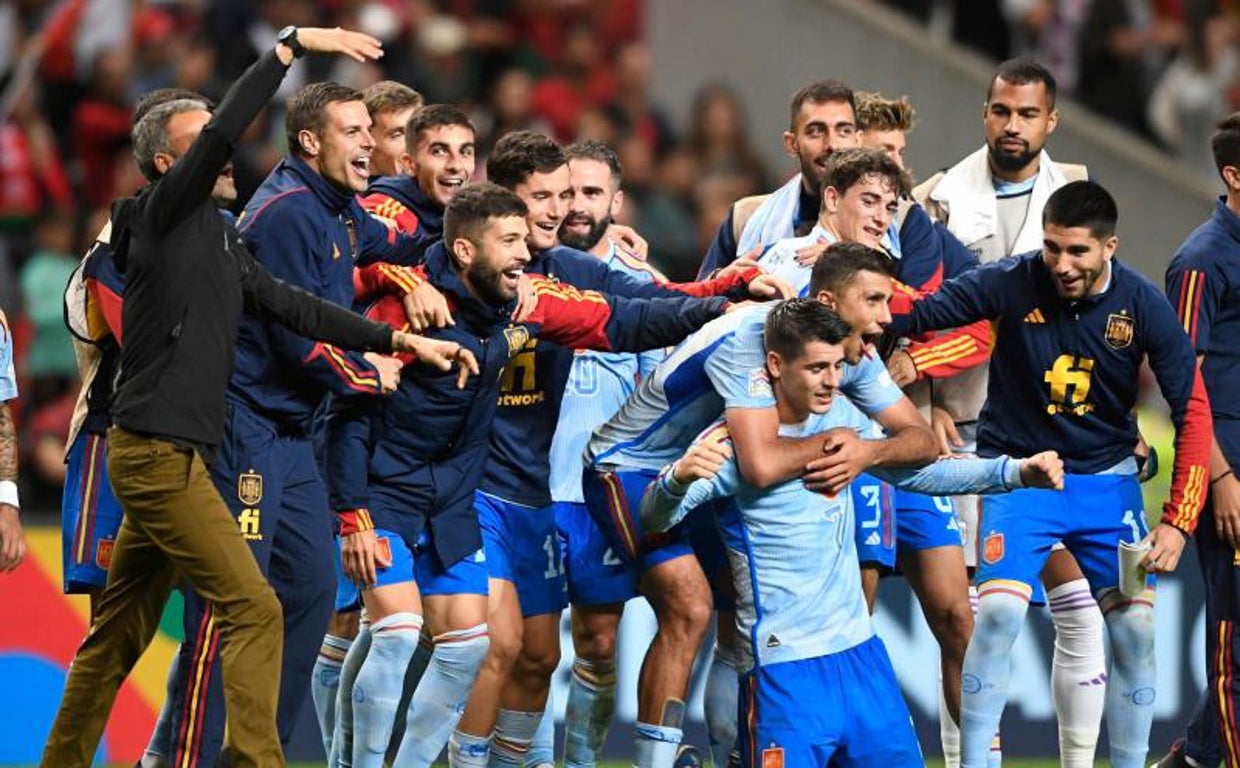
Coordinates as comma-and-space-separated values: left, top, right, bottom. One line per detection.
0, 401, 23, 571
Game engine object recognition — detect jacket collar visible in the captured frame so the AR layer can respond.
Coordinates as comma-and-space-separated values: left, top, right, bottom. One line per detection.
368, 175, 446, 237
1212, 196, 1240, 243
931, 146, 1069, 254
283, 154, 354, 213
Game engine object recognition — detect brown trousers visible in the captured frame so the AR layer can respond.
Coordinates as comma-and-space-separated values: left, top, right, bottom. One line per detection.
40, 427, 285, 767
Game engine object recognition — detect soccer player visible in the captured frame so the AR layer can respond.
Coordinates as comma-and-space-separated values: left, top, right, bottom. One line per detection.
856, 90, 916, 171
325, 182, 730, 768
698, 80, 859, 278
638, 298, 1064, 768
757, 147, 988, 751
888, 180, 1213, 768
153, 79, 435, 768
312, 102, 478, 762
908, 58, 1101, 766
0, 309, 23, 573
537, 139, 668, 767
584, 243, 937, 767
1157, 113, 1240, 768
363, 80, 423, 178
452, 131, 787, 768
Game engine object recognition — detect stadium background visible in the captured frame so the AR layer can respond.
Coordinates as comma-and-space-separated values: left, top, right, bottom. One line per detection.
0, 0, 1231, 763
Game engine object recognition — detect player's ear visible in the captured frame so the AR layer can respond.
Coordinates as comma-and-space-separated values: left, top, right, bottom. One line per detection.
816, 289, 838, 311
823, 186, 840, 215
298, 129, 321, 158
450, 236, 475, 269
1101, 234, 1118, 260
1046, 107, 1059, 135
766, 350, 783, 381
782, 129, 797, 160
610, 189, 625, 218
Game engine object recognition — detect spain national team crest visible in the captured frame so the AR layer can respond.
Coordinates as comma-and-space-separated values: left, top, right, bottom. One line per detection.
96, 538, 114, 569
238, 471, 263, 506
504, 326, 532, 357
1104, 312, 1135, 350
982, 532, 1004, 564
761, 747, 785, 768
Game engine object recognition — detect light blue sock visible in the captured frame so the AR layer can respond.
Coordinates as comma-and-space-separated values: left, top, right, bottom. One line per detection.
393, 624, 490, 767
331, 622, 372, 767
352, 612, 422, 768
489, 708, 544, 767
634, 722, 682, 768
564, 657, 617, 767
449, 729, 492, 767
388, 633, 434, 760
704, 648, 739, 768
960, 586, 1029, 768
1101, 590, 1157, 768
527, 687, 556, 766
313, 634, 352, 757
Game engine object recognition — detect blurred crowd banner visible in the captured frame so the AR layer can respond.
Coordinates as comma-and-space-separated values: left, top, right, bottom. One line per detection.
0, 526, 1212, 763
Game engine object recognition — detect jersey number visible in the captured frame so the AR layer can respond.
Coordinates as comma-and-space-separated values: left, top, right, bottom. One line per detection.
858, 485, 882, 530
571, 356, 598, 395
1044, 354, 1095, 416
1121, 509, 1144, 543
543, 534, 563, 579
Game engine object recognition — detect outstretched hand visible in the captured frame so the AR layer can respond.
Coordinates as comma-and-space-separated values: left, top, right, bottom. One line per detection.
294, 27, 384, 62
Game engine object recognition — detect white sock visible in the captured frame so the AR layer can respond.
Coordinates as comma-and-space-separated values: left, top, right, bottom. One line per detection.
634, 722, 682, 768
939, 664, 960, 768
352, 613, 422, 768
704, 646, 739, 768
1048, 578, 1106, 767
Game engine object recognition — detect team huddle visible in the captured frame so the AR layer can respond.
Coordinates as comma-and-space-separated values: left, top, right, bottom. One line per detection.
21, 21, 1240, 768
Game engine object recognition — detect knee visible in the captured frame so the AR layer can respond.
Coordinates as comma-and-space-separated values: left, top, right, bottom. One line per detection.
483, 621, 524, 673
515, 641, 561, 680
1105, 605, 1155, 665
654, 577, 712, 639
573, 622, 618, 662
929, 599, 975, 653
328, 611, 361, 639
972, 597, 1026, 651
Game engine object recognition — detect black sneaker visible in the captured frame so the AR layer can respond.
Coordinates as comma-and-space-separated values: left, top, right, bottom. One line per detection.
674, 743, 704, 767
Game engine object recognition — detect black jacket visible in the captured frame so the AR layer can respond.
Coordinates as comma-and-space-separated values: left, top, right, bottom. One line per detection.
111, 49, 393, 458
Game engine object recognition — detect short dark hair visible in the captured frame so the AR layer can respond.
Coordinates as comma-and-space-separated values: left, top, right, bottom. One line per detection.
487, 131, 566, 190
362, 80, 423, 120
407, 103, 476, 149
988, 58, 1057, 108
855, 91, 916, 133
443, 181, 528, 246
809, 241, 894, 295
564, 139, 622, 183
1042, 180, 1118, 239
789, 80, 855, 130
286, 81, 365, 156
823, 147, 910, 198
1211, 113, 1240, 178
135, 88, 212, 122
764, 299, 854, 361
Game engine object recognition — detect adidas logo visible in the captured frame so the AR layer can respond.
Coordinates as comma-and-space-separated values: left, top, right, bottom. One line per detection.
766, 634, 781, 648
1023, 308, 1046, 323
864, 532, 881, 546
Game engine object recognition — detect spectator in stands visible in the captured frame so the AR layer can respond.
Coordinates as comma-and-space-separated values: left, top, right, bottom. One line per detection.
72, 45, 134, 209
687, 83, 770, 191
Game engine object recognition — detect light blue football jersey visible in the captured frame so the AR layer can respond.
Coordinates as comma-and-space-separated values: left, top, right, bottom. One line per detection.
585, 303, 904, 472
642, 397, 1022, 672
0, 312, 16, 402
757, 223, 903, 298
549, 243, 665, 503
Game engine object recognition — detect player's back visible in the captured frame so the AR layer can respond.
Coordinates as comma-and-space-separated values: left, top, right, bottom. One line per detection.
586, 302, 775, 472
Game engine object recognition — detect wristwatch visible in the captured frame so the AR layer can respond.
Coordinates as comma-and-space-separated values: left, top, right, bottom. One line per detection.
277, 25, 306, 59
